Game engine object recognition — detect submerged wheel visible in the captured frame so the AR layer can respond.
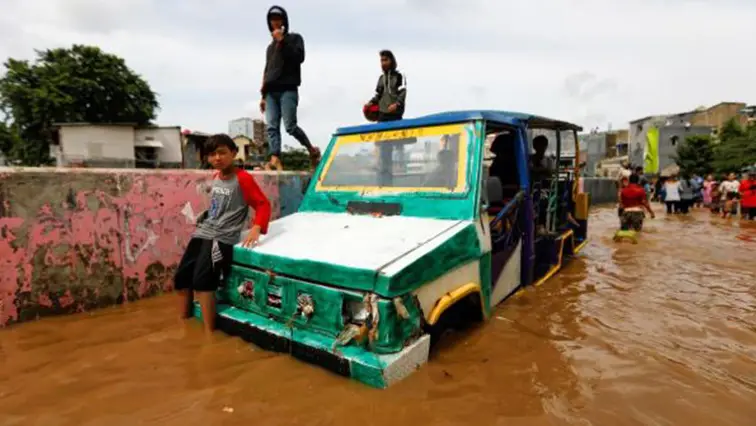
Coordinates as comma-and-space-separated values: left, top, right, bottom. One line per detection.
425, 292, 484, 348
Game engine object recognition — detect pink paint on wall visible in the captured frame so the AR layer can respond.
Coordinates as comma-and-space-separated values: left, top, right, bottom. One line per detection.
0, 216, 25, 325
0, 168, 297, 326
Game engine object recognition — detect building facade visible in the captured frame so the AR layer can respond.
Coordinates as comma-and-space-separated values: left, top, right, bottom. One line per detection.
690, 102, 747, 128
181, 130, 211, 169
228, 117, 254, 139
628, 115, 667, 168
252, 119, 266, 145
229, 117, 267, 142
628, 102, 747, 170
656, 125, 712, 174
232, 135, 266, 164
579, 129, 629, 176
740, 105, 756, 124
135, 127, 184, 168
228, 118, 267, 159
52, 123, 183, 168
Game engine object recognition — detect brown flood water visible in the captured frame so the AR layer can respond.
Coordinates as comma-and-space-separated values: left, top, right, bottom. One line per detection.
1, 207, 755, 426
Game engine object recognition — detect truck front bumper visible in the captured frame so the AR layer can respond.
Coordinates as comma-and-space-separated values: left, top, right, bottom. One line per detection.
194, 303, 430, 389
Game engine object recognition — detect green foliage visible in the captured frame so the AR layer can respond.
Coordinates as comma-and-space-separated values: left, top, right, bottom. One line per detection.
0, 44, 159, 165
280, 146, 311, 171
674, 134, 715, 176
712, 118, 756, 173
0, 122, 19, 157
676, 118, 756, 175
717, 117, 744, 142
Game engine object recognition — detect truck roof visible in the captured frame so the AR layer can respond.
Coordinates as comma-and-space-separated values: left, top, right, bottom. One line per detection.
335, 110, 583, 136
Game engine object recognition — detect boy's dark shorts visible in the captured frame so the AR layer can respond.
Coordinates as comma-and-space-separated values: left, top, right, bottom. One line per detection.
620, 211, 644, 232
174, 238, 233, 292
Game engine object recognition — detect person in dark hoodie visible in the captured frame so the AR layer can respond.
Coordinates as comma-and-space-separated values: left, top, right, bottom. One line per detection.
364, 50, 407, 122
259, 5, 320, 171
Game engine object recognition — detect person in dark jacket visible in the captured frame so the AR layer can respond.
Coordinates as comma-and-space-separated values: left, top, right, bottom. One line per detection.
365, 50, 407, 122
259, 5, 320, 171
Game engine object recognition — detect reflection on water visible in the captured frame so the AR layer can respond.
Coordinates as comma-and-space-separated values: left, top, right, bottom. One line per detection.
1, 208, 755, 425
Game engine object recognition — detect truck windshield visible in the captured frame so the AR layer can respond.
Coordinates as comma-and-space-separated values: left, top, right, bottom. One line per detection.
317, 124, 469, 193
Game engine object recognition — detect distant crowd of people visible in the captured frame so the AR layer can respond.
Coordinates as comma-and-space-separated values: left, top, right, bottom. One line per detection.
617, 162, 756, 222
654, 171, 756, 220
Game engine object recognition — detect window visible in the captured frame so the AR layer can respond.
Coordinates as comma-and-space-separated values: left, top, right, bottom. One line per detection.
318, 125, 468, 192
135, 147, 158, 168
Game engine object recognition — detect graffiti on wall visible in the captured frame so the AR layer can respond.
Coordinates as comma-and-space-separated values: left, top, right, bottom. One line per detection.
0, 169, 293, 326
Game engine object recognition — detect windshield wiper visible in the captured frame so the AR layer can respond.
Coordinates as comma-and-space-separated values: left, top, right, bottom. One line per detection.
325, 192, 341, 207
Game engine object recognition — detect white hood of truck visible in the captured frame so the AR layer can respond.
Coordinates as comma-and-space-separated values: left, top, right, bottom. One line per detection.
247, 212, 465, 274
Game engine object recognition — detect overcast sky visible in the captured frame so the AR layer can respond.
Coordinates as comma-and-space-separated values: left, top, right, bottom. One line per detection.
2, 0, 755, 149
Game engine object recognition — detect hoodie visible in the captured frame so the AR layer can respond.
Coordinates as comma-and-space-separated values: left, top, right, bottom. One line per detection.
369, 50, 407, 119
261, 6, 305, 96
741, 177, 756, 208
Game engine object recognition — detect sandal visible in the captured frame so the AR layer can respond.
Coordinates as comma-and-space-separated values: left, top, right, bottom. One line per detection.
269, 156, 283, 172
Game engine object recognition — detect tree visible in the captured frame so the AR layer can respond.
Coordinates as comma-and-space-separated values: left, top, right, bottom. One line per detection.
0, 122, 19, 158
0, 45, 159, 165
712, 118, 756, 173
280, 146, 311, 171
718, 117, 745, 142
674, 134, 715, 176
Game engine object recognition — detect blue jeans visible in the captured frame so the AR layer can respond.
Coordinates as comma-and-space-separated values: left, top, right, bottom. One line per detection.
265, 90, 312, 158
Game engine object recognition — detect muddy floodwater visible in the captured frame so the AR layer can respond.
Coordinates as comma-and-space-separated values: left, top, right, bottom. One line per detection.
1, 207, 755, 425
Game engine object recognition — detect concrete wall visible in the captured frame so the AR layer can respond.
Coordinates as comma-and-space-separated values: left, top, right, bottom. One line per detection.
135, 127, 183, 164
582, 177, 618, 205
0, 168, 310, 326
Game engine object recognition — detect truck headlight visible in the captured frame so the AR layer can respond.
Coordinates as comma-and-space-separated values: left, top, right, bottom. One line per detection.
343, 298, 369, 324
343, 294, 380, 327
297, 293, 315, 318
237, 279, 255, 299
